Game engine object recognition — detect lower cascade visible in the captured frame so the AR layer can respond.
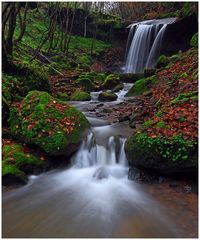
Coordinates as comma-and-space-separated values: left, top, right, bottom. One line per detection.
124, 18, 176, 73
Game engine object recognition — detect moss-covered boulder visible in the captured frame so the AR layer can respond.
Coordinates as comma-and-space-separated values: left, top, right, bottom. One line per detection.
190, 33, 198, 48
125, 133, 198, 176
98, 91, 118, 101
125, 75, 157, 96
156, 55, 170, 68
102, 74, 120, 89
70, 90, 91, 101
112, 83, 124, 92
9, 91, 90, 156
2, 142, 43, 185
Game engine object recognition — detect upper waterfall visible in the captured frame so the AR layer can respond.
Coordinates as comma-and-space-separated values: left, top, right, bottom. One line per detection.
124, 18, 176, 73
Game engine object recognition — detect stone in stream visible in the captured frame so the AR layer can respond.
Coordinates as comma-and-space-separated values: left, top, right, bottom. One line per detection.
93, 166, 110, 180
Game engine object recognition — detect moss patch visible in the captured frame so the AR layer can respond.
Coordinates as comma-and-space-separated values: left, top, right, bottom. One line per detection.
2, 142, 43, 185
126, 75, 157, 96
98, 91, 118, 101
70, 90, 91, 101
9, 91, 90, 156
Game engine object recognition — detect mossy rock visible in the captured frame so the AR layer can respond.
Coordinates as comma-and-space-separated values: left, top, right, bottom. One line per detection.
125, 75, 157, 96
112, 83, 124, 92
98, 91, 118, 101
156, 55, 170, 68
119, 73, 144, 83
144, 68, 156, 78
70, 90, 91, 101
190, 33, 198, 48
2, 142, 43, 186
102, 74, 120, 89
74, 77, 95, 92
9, 91, 90, 156
125, 133, 198, 176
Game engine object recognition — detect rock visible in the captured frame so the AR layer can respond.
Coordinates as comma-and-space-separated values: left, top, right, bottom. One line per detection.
119, 73, 143, 83
125, 75, 157, 96
125, 133, 198, 177
144, 68, 156, 78
156, 55, 170, 68
98, 91, 118, 101
9, 91, 90, 156
129, 112, 141, 124
112, 83, 124, 92
70, 90, 91, 101
93, 166, 109, 180
2, 142, 43, 186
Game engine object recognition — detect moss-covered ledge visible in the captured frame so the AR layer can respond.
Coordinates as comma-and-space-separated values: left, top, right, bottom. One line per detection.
125, 132, 198, 176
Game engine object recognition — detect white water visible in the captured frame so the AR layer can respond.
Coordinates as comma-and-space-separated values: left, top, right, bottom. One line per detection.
125, 18, 176, 73
3, 122, 180, 237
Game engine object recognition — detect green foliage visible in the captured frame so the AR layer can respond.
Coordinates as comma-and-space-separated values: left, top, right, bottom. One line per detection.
135, 133, 197, 164
70, 90, 91, 101
180, 2, 195, 17
155, 110, 163, 117
9, 91, 90, 155
2, 62, 50, 103
156, 121, 169, 129
143, 120, 154, 128
171, 91, 198, 105
102, 74, 120, 89
157, 55, 169, 68
126, 75, 157, 96
190, 33, 198, 48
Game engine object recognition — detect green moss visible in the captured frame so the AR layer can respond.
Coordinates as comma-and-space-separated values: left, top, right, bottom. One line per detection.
157, 55, 169, 68
70, 90, 91, 101
54, 92, 69, 101
75, 77, 95, 92
171, 91, 198, 105
155, 110, 163, 117
190, 33, 198, 48
98, 91, 118, 101
125, 133, 197, 173
156, 121, 169, 129
126, 75, 157, 96
143, 120, 154, 128
102, 74, 120, 89
2, 164, 26, 180
9, 91, 90, 155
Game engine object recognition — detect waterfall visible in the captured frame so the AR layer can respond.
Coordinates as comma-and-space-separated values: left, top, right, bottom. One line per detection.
72, 132, 128, 168
124, 18, 176, 73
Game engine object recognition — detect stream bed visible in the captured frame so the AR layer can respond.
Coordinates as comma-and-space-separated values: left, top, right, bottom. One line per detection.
2, 84, 198, 238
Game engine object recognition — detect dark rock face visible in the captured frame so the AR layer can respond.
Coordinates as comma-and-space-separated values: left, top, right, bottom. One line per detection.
161, 14, 198, 56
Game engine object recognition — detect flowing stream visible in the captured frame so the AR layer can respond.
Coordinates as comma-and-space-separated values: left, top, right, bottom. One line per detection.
2, 84, 197, 238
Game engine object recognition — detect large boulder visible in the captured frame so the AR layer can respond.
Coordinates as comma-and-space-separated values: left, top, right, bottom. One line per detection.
70, 90, 91, 101
119, 73, 143, 83
9, 91, 90, 156
2, 142, 43, 185
125, 133, 198, 177
98, 91, 118, 101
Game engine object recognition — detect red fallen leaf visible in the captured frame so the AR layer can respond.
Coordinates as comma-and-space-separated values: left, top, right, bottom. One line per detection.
15, 125, 19, 129
40, 156, 45, 161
